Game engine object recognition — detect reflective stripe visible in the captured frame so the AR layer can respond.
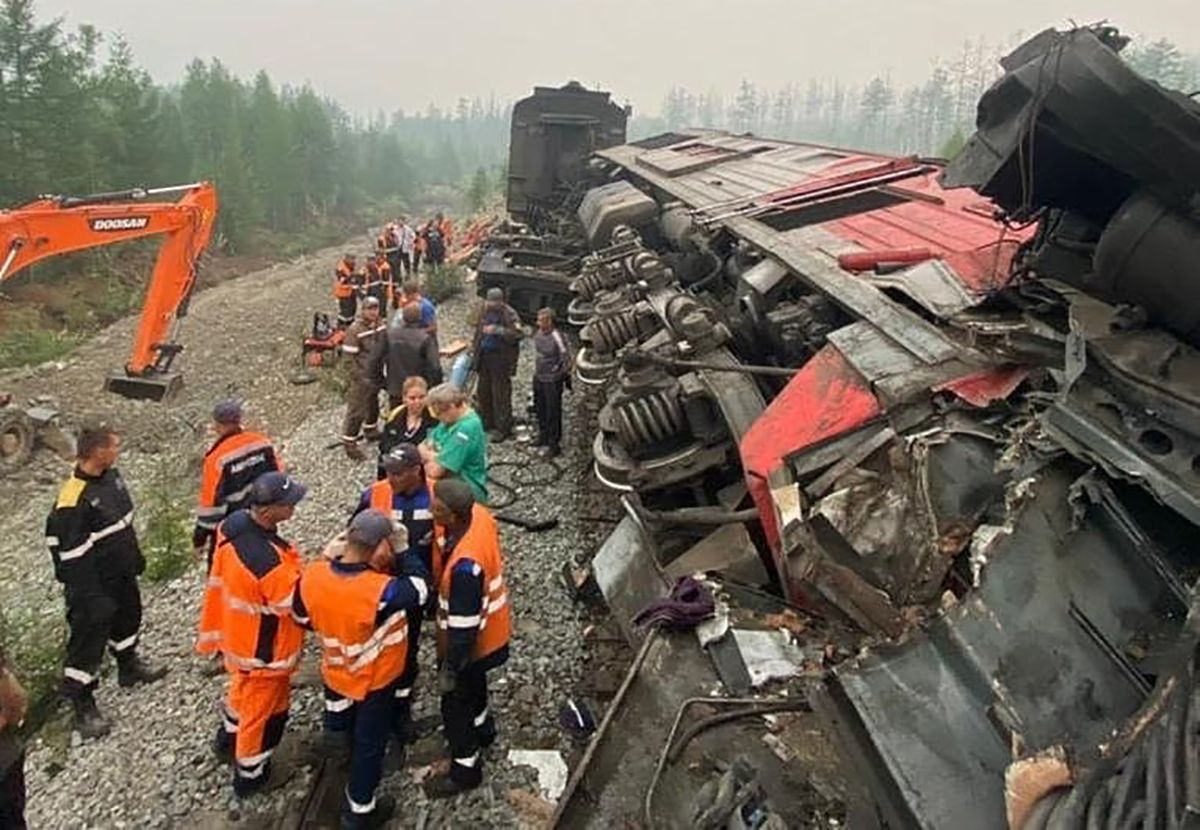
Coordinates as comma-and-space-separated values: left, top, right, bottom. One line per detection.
216, 441, 273, 471
473, 708, 489, 727
325, 696, 354, 713
437, 597, 450, 610
196, 505, 227, 519
488, 576, 504, 592
341, 345, 360, 354
447, 614, 481, 629
45, 535, 58, 547
394, 686, 412, 699
64, 667, 94, 685
236, 762, 267, 779
346, 787, 377, 814
225, 652, 299, 672
195, 516, 220, 530
487, 593, 508, 615
409, 576, 429, 607
239, 748, 274, 767
453, 754, 479, 768
227, 595, 293, 617
197, 631, 221, 644
412, 509, 433, 520
318, 612, 408, 673
108, 633, 137, 652
57, 510, 134, 561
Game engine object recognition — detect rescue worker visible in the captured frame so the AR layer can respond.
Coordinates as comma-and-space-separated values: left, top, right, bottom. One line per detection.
341, 296, 387, 461
379, 223, 403, 290
419, 383, 489, 504
412, 222, 427, 272
0, 640, 28, 828
45, 422, 167, 739
365, 251, 392, 312
198, 472, 307, 798
334, 254, 362, 329
397, 217, 416, 276
472, 287, 524, 442
425, 219, 446, 270
396, 280, 438, 340
436, 212, 453, 253
377, 303, 442, 409
423, 479, 510, 798
532, 308, 572, 458
193, 399, 283, 568
378, 377, 437, 479
293, 509, 428, 829
353, 444, 435, 577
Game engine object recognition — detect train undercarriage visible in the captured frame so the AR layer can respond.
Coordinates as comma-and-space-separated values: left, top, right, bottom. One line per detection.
481, 27, 1200, 829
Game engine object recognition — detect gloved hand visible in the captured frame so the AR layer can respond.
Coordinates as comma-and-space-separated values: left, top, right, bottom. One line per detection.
438, 667, 457, 695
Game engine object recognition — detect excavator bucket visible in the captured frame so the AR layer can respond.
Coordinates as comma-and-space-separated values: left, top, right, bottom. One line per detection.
104, 372, 183, 402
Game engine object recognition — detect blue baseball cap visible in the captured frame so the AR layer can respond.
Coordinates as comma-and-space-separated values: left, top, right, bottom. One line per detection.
251, 472, 307, 507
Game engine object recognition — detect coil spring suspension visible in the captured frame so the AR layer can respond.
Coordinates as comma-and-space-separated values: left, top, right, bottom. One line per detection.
614, 389, 688, 452
575, 265, 617, 300
583, 309, 641, 354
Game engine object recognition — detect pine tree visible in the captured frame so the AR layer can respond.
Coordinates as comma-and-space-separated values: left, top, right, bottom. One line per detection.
467, 166, 490, 212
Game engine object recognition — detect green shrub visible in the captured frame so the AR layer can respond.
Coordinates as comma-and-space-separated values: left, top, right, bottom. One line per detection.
139, 464, 194, 583
423, 264, 466, 304
0, 328, 81, 369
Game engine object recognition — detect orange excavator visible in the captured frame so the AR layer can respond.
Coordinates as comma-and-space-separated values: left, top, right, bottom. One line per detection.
0, 181, 218, 400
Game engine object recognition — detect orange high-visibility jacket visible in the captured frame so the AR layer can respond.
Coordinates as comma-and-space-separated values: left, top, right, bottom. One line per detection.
438, 218, 453, 249
197, 511, 305, 675
195, 430, 282, 541
334, 261, 358, 299
436, 503, 511, 663
298, 560, 409, 700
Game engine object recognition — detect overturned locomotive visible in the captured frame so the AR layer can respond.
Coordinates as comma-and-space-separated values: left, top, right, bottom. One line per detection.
481, 26, 1200, 830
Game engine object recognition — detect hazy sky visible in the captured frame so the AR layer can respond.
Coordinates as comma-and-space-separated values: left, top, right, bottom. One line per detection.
37, 0, 1200, 115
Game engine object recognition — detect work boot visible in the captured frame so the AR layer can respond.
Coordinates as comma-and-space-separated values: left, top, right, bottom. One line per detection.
341, 793, 396, 830
71, 693, 112, 741
343, 441, 365, 461
422, 771, 479, 799
363, 427, 382, 443
117, 653, 168, 688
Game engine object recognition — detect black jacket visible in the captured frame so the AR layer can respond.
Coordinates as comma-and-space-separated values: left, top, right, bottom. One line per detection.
45, 466, 144, 586
377, 323, 443, 395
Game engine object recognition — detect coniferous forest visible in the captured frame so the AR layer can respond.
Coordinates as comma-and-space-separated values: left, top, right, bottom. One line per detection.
1, 0, 1195, 254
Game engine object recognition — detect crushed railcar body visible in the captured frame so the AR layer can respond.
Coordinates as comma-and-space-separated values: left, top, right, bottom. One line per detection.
480, 26, 1200, 829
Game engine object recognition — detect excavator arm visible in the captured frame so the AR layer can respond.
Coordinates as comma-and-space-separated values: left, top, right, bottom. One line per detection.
0, 182, 218, 400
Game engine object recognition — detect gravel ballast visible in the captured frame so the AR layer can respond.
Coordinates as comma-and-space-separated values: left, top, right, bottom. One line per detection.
5, 251, 617, 828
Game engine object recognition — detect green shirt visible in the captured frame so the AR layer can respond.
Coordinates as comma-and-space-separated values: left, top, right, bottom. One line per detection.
429, 409, 489, 503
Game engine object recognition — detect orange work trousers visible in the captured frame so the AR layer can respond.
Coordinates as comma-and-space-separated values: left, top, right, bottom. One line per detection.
226, 671, 291, 792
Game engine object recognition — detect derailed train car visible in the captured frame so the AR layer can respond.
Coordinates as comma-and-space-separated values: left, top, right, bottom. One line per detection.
481, 26, 1200, 829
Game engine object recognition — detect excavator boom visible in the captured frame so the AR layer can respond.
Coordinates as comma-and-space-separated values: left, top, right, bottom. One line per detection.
0, 182, 218, 400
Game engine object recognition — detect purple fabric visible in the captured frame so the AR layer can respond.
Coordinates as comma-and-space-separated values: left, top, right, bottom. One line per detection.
632, 576, 715, 630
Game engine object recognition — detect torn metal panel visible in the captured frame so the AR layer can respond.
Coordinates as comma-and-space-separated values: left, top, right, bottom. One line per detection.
1041, 379, 1200, 526
662, 522, 768, 586
823, 462, 1188, 829
591, 514, 667, 643
863, 258, 979, 317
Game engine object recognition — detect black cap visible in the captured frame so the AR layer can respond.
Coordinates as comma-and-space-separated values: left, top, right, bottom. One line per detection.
251, 472, 307, 507
347, 509, 393, 547
212, 399, 243, 425
382, 443, 422, 474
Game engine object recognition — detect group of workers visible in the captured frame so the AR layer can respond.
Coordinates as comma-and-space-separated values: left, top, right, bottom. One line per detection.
337, 250, 573, 474
36, 390, 513, 829
4, 213, 570, 830
334, 214, 453, 328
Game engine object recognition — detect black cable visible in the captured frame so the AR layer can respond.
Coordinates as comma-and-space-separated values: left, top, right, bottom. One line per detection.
485, 443, 567, 509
